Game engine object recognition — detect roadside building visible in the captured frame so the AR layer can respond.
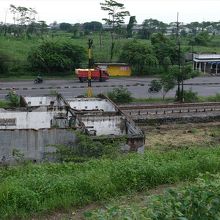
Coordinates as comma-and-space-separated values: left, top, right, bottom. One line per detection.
95, 63, 131, 76
193, 53, 220, 75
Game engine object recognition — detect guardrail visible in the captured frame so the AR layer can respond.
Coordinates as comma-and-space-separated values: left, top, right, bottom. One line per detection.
120, 102, 220, 117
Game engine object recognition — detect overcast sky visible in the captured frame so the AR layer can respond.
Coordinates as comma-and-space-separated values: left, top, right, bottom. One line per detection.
0, 0, 219, 25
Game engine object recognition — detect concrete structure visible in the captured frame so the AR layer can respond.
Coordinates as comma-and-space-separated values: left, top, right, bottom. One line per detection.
95, 63, 131, 76
193, 54, 220, 75
0, 94, 144, 162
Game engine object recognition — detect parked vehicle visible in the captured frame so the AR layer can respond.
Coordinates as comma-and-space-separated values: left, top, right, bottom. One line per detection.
75, 68, 109, 82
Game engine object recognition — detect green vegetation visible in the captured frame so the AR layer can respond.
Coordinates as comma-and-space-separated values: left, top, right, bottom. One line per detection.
0, 100, 10, 108
27, 40, 86, 73
49, 132, 124, 162
1, 147, 220, 218
107, 87, 133, 103
132, 93, 220, 104
119, 40, 158, 75
86, 173, 220, 220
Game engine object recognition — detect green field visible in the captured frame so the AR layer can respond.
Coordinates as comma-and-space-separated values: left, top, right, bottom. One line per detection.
1, 32, 220, 79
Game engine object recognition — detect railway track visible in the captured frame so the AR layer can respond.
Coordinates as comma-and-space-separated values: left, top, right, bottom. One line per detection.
119, 102, 220, 117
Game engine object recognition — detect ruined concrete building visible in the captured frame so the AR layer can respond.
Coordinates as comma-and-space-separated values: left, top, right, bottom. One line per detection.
0, 94, 144, 162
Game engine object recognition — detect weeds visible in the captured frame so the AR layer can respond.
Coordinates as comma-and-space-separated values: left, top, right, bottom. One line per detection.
1, 147, 220, 218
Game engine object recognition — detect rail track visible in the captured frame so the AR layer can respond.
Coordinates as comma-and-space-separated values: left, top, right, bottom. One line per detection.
119, 102, 220, 117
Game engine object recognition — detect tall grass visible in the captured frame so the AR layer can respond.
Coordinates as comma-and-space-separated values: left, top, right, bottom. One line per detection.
87, 173, 220, 220
1, 147, 220, 218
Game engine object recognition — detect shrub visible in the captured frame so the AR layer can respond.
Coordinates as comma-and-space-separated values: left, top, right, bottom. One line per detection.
6, 91, 20, 107
107, 87, 133, 104
176, 89, 199, 103
182, 89, 199, 102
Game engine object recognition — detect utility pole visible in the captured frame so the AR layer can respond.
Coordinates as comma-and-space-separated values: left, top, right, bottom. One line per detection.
176, 12, 183, 102
87, 38, 93, 97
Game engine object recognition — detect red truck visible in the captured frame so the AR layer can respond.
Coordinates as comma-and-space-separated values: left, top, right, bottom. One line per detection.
75, 68, 109, 82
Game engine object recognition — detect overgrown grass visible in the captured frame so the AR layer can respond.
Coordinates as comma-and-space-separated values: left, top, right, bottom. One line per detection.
2, 147, 220, 218
86, 173, 220, 220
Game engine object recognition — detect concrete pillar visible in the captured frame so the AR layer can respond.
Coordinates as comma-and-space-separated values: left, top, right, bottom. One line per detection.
216, 63, 219, 75
199, 62, 202, 72
195, 62, 197, 70
204, 62, 206, 74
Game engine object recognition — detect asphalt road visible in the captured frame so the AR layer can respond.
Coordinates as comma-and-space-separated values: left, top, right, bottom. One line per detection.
0, 76, 220, 99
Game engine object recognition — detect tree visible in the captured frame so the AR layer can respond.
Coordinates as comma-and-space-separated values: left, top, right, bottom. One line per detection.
83, 21, 102, 32
100, 0, 130, 61
186, 22, 201, 35
59, 23, 73, 32
169, 64, 199, 101
9, 4, 37, 38
120, 40, 158, 75
126, 16, 137, 38
72, 23, 81, 38
140, 19, 167, 39
160, 73, 176, 100
194, 31, 212, 46
27, 41, 86, 73
151, 33, 182, 65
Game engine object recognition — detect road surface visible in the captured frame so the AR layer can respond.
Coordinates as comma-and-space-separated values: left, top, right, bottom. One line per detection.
0, 76, 220, 99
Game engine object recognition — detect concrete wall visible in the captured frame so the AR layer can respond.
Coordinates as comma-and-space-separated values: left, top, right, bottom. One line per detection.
80, 115, 126, 135
0, 107, 69, 130
24, 96, 58, 107
67, 98, 117, 112
0, 129, 76, 162
0, 109, 55, 129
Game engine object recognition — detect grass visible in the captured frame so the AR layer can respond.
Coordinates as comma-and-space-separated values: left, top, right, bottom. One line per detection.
86, 173, 220, 220
0, 31, 220, 79
145, 123, 220, 151
2, 146, 220, 218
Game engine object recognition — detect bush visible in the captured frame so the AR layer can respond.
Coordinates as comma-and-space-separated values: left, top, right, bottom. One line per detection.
107, 87, 133, 104
27, 40, 86, 73
183, 89, 199, 102
6, 91, 20, 107
176, 89, 199, 103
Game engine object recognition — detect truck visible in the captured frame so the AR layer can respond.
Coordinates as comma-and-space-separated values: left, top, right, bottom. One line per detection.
75, 68, 109, 82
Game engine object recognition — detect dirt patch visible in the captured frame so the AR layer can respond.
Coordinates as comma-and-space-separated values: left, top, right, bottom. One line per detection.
143, 122, 220, 150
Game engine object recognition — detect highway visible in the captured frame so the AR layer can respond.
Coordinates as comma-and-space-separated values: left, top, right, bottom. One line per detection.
0, 76, 220, 99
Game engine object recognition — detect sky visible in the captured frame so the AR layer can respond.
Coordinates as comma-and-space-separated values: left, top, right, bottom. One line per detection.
0, 0, 219, 25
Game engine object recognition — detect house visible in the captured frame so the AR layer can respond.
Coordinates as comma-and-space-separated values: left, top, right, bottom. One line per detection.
193, 53, 220, 75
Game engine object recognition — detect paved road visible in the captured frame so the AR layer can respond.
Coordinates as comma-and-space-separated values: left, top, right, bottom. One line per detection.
0, 76, 220, 99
